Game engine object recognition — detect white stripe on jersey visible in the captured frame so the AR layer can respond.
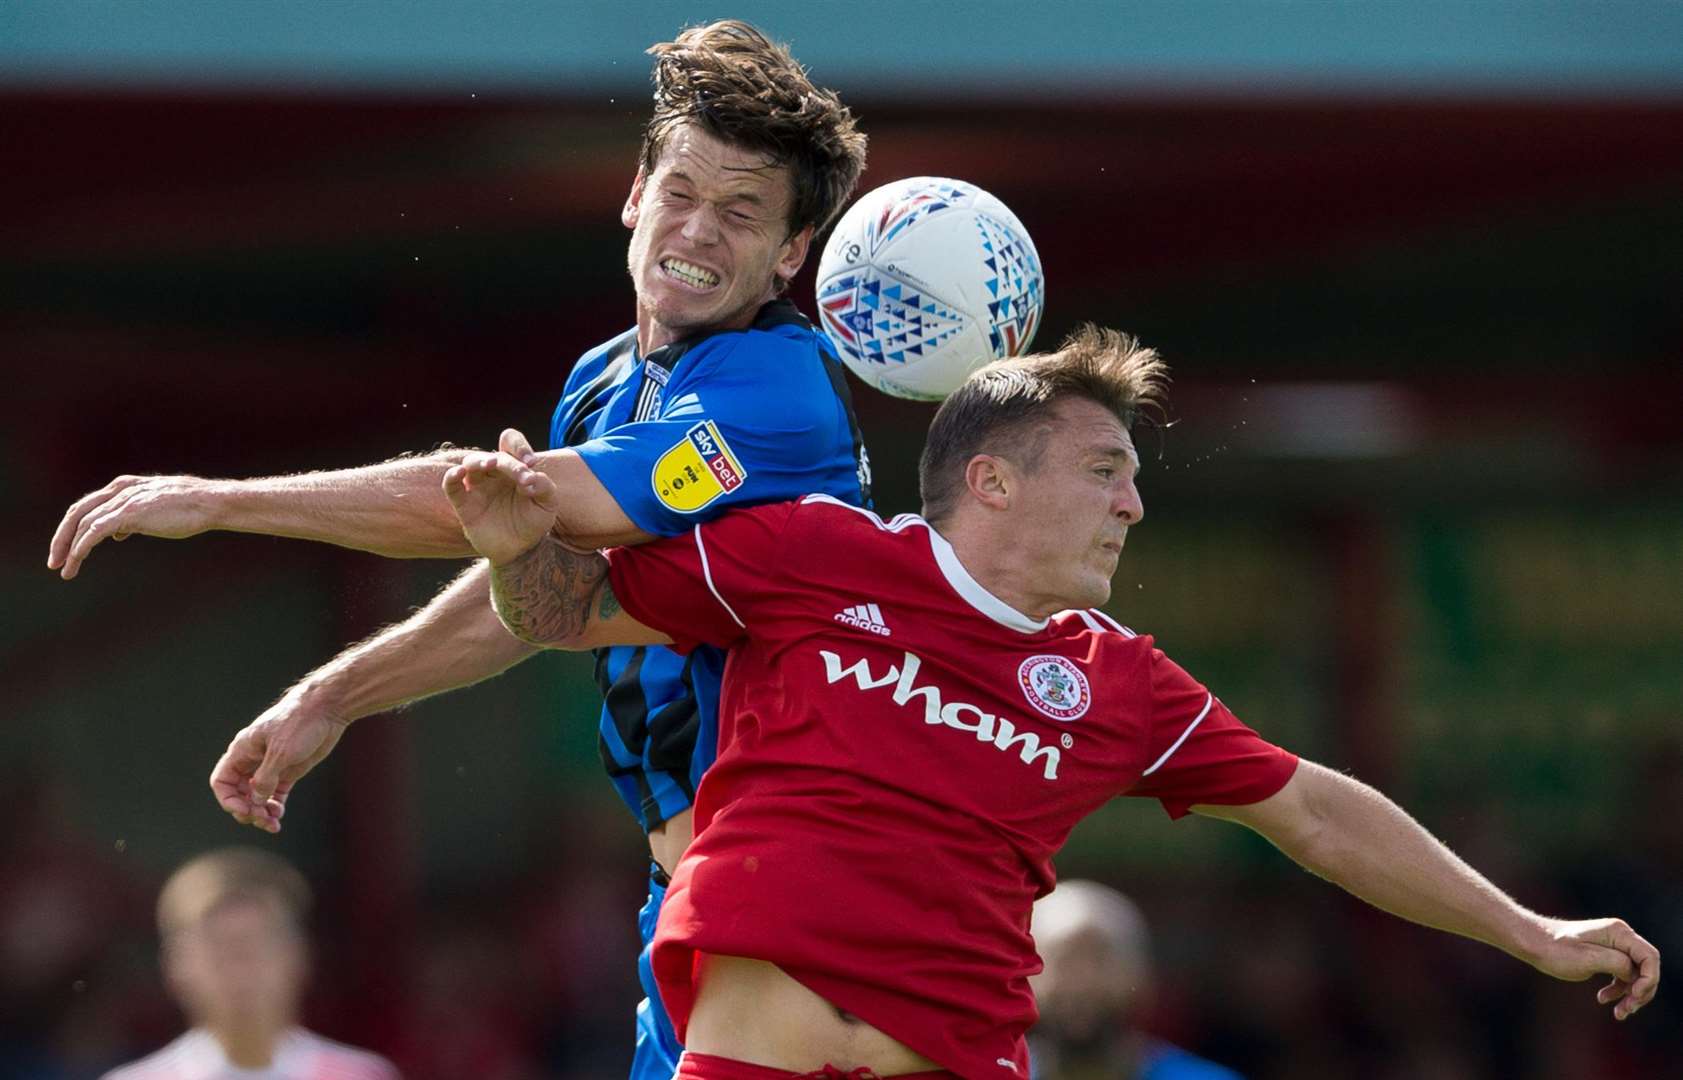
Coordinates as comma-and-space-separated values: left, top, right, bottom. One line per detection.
665, 393, 705, 417
694, 524, 746, 628
1087, 608, 1137, 637
799, 494, 1046, 634
1141, 692, 1215, 777
1072, 608, 1139, 636
799, 493, 922, 533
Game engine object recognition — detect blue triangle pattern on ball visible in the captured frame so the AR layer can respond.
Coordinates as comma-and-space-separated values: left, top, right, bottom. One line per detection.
972, 213, 1044, 357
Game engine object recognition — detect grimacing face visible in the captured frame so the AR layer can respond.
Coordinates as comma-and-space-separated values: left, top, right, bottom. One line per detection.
1009, 397, 1144, 613
623, 122, 813, 353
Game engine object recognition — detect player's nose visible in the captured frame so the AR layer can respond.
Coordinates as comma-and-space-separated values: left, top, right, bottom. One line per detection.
680, 202, 722, 244
1115, 480, 1143, 525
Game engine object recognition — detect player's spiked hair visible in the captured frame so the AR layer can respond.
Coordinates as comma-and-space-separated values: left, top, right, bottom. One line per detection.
156, 846, 313, 940
642, 20, 868, 238
918, 325, 1168, 524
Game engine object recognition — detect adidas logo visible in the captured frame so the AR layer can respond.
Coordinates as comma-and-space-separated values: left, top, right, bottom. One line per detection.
833, 602, 891, 636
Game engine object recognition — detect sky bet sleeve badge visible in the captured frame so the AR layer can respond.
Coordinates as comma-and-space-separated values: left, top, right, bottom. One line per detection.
651, 421, 749, 513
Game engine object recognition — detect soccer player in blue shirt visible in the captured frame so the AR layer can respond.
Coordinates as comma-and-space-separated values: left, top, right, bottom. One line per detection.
48, 21, 871, 1079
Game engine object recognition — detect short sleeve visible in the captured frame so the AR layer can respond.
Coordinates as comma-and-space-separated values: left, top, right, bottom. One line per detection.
573, 332, 849, 537
604, 501, 799, 653
1128, 650, 1298, 819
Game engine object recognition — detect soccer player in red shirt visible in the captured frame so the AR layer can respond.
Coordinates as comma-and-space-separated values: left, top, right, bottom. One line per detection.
244, 324, 1657, 1077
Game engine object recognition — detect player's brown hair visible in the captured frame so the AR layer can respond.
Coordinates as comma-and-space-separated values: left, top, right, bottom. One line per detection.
156, 846, 313, 940
641, 20, 868, 238
918, 324, 1168, 524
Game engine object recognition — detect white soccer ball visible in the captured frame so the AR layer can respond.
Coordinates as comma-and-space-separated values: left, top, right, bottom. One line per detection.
815, 177, 1045, 401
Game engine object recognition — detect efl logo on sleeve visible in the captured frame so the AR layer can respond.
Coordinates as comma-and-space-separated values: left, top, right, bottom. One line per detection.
651, 421, 748, 513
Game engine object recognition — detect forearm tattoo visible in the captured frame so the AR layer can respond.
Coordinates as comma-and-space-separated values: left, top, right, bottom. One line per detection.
489, 534, 612, 646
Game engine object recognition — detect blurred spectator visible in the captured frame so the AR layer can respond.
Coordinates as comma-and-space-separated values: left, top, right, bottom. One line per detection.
1031, 879, 1241, 1080
102, 847, 399, 1080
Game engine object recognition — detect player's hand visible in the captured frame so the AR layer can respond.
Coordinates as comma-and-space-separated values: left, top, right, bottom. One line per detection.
209, 688, 350, 834
48, 475, 218, 580
1527, 916, 1660, 1021
443, 428, 560, 566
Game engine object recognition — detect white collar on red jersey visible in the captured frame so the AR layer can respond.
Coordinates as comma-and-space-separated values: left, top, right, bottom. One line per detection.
924, 523, 1050, 635
800, 494, 1052, 634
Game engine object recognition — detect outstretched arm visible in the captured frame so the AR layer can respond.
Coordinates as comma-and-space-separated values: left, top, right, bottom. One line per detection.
50, 451, 479, 575
1195, 760, 1660, 1021
209, 561, 537, 833
48, 432, 649, 578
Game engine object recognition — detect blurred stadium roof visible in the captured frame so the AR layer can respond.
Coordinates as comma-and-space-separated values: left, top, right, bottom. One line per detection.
5, 0, 1683, 97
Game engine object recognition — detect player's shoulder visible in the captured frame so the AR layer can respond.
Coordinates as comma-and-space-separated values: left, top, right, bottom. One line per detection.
560, 326, 639, 395
565, 324, 636, 373
717, 496, 930, 590
576, 325, 639, 367
1050, 607, 1158, 673
1052, 606, 1143, 641
290, 1028, 402, 1078
682, 302, 829, 377
792, 493, 927, 536
711, 493, 868, 535
99, 1030, 206, 1079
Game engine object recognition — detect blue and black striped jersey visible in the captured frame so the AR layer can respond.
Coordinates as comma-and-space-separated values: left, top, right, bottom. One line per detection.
549, 300, 871, 830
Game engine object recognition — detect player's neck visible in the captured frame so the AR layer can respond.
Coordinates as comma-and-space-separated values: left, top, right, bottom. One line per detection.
937, 517, 1065, 622
635, 295, 770, 356
637, 316, 684, 355
206, 1019, 290, 1069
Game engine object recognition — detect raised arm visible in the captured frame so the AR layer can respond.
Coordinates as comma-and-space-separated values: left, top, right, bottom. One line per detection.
1195, 760, 1660, 1020
209, 561, 537, 833
49, 431, 648, 579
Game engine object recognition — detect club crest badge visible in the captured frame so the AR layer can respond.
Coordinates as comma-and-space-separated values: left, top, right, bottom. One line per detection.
1017, 655, 1090, 722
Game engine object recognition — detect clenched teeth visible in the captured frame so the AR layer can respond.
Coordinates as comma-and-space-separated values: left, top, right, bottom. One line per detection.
662, 258, 719, 288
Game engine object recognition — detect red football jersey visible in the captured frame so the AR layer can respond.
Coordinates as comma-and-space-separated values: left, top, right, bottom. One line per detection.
604, 495, 1298, 1079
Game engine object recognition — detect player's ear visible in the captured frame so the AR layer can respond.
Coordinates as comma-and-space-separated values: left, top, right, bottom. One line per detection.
623, 168, 648, 230
964, 454, 1013, 511
775, 223, 815, 284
